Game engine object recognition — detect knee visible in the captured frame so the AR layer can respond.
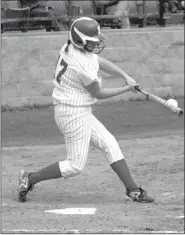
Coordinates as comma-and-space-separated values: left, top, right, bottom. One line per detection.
104, 134, 119, 150
100, 135, 124, 163
59, 160, 83, 178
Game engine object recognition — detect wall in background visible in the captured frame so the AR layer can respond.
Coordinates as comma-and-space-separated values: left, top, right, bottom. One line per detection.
2, 27, 184, 108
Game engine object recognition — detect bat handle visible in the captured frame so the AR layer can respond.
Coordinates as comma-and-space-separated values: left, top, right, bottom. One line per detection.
135, 86, 141, 92
135, 86, 149, 100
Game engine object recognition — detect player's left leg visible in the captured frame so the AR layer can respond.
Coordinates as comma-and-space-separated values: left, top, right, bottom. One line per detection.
17, 161, 62, 202
90, 115, 154, 203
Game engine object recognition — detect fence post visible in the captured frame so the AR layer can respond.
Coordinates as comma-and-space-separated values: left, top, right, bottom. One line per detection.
159, 0, 166, 26
68, 0, 72, 30
142, 0, 147, 27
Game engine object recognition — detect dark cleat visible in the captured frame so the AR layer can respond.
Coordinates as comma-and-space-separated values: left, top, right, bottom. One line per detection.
126, 187, 154, 203
17, 170, 33, 202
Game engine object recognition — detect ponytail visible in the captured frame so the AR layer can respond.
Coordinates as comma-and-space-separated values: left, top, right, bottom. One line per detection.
65, 40, 71, 53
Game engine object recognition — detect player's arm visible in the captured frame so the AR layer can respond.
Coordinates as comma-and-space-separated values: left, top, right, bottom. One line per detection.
86, 81, 138, 100
98, 56, 136, 85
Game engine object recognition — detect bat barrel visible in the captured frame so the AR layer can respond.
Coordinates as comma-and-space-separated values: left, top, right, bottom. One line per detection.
137, 88, 184, 117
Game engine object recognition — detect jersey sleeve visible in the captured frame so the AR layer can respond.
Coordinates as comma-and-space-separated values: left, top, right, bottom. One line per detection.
60, 43, 67, 54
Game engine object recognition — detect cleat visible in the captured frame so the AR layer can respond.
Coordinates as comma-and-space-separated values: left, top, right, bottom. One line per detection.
126, 187, 154, 203
17, 170, 33, 202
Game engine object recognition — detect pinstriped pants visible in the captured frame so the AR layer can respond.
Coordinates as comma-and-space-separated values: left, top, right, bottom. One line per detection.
54, 103, 124, 178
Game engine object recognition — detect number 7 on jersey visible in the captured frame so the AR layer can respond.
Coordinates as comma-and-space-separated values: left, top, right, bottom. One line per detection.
55, 57, 68, 84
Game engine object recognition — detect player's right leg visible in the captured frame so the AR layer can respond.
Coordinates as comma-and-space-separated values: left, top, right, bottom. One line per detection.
17, 104, 92, 202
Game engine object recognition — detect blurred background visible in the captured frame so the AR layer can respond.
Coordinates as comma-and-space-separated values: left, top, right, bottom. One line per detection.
1, 0, 185, 33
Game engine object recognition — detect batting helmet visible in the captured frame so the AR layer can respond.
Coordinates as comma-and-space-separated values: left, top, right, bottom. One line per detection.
69, 17, 105, 54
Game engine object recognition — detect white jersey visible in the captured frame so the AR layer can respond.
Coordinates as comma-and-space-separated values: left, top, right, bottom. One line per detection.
53, 44, 124, 180
52, 43, 102, 106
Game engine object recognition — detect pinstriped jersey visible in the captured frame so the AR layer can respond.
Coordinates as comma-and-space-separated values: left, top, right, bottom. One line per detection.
52, 43, 102, 106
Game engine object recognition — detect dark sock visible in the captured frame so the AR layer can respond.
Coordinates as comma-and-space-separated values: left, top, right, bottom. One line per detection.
29, 162, 62, 185
111, 159, 138, 191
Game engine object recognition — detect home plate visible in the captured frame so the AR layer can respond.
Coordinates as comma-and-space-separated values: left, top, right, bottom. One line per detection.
45, 208, 96, 215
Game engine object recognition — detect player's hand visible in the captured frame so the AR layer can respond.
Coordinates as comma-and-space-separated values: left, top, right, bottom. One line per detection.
124, 78, 140, 92
124, 84, 140, 92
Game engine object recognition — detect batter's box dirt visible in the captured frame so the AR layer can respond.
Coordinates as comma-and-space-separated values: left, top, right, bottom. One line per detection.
2, 134, 184, 233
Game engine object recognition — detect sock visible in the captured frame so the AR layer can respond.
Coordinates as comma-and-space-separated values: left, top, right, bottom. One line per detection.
110, 159, 138, 191
28, 162, 62, 185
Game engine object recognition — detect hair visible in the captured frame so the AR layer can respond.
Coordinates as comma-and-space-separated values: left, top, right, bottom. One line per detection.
65, 40, 71, 53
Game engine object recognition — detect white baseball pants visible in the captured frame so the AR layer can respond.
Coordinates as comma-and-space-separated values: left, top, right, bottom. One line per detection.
54, 104, 124, 178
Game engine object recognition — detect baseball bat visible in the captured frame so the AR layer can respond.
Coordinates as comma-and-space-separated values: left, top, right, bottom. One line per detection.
135, 87, 183, 116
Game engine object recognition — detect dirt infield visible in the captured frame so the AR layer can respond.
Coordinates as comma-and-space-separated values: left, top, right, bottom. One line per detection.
2, 99, 184, 233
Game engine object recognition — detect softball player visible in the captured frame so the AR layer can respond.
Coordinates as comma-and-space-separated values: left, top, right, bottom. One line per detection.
17, 17, 154, 203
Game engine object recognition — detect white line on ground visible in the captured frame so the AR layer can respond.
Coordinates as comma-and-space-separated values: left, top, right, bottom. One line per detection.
161, 192, 184, 197
150, 232, 184, 234
44, 207, 96, 215
2, 203, 16, 207
85, 230, 184, 234
162, 192, 172, 196
175, 215, 184, 219
2, 229, 183, 233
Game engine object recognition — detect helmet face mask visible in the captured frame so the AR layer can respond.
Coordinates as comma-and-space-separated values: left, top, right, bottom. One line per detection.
85, 40, 105, 54
69, 17, 105, 54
